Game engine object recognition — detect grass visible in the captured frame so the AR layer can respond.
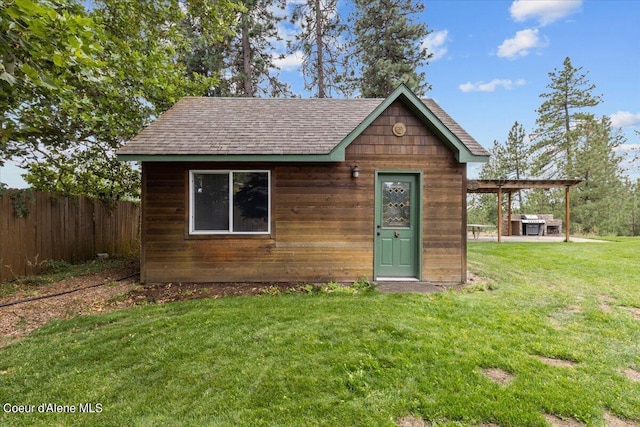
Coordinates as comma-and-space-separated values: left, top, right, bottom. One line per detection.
1, 239, 639, 426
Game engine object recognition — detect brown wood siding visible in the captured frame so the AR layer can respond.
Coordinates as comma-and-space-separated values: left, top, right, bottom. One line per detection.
348, 101, 466, 283
141, 100, 467, 284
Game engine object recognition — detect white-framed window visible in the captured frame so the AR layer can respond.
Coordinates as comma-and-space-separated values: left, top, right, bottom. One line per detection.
189, 170, 271, 235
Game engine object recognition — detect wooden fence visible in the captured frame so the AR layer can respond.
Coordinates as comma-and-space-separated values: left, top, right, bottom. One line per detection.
0, 190, 140, 282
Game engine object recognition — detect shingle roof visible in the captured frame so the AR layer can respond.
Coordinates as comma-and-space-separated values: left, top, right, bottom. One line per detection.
117, 85, 490, 162
119, 97, 383, 156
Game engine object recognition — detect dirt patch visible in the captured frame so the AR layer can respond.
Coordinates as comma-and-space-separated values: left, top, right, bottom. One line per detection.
124, 282, 305, 305
619, 306, 640, 320
545, 414, 584, 427
623, 368, 640, 382
549, 306, 583, 330
564, 306, 582, 314
0, 261, 140, 347
539, 356, 577, 368
599, 295, 616, 303
482, 368, 515, 385
397, 416, 426, 427
0, 266, 312, 348
600, 304, 613, 313
604, 413, 639, 427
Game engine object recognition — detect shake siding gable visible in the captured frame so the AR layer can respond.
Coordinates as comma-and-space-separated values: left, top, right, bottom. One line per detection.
140, 100, 469, 284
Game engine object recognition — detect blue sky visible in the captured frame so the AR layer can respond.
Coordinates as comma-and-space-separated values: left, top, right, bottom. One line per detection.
1, 0, 638, 187
277, 0, 640, 178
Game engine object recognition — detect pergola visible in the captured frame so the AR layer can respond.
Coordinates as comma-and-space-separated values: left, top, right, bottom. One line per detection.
467, 179, 582, 242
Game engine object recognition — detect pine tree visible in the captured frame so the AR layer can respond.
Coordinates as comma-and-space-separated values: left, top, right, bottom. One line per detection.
503, 122, 529, 207
179, 16, 230, 97
349, 0, 431, 97
183, 0, 292, 97
472, 140, 507, 225
530, 57, 602, 178
570, 115, 626, 234
478, 122, 530, 208
503, 122, 529, 180
623, 178, 640, 236
479, 140, 507, 180
288, 0, 346, 97
229, 0, 292, 97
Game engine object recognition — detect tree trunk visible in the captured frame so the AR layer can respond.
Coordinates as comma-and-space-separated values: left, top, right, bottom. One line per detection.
315, 0, 325, 98
241, 18, 253, 97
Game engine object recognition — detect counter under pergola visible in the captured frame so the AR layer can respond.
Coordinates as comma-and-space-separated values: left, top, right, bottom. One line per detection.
467, 179, 582, 243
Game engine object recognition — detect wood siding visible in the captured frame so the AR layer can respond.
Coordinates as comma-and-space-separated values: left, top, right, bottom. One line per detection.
141, 100, 467, 284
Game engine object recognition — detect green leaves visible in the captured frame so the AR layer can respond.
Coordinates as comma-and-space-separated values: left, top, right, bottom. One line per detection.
2, 0, 238, 198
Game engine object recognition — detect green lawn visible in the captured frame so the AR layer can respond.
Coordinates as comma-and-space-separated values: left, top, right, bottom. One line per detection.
1, 239, 639, 426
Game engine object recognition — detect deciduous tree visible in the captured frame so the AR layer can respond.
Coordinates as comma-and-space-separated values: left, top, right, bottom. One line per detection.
0, 0, 103, 162
2, 0, 239, 198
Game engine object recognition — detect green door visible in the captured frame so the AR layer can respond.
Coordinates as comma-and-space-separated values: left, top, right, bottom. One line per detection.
375, 173, 420, 279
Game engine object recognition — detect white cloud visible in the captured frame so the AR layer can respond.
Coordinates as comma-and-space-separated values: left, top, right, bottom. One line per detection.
459, 79, 526, 93
510, 0, 583, 26
610, 111, 640, 128
497, 28, 547, 59
273, 51, 304, 72
422, 29, 449, 61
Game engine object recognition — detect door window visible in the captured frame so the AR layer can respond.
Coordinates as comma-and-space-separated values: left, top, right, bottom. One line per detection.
382, 181, 411, 228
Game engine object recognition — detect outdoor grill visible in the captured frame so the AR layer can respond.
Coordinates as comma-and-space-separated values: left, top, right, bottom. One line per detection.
521, 214, 545, 236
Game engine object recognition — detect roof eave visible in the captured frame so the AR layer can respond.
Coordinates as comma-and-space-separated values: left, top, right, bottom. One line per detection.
117, 151, 346, 163
458, 153, 490, 163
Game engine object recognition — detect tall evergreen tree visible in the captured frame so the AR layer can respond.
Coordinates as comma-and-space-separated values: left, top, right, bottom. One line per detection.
227, 0, 291, 97
179, 0, 292, 98
570, 115, 626, 234
503, 122, 529, 207
623, 177, 640, 236
503, 122, 530, 181
471, 140, 507, 224
288, 0, 346, 98
530, 57, 602, 178
479, 140, 507, 180
349, 0, 431, 97
179, 8, 235, 97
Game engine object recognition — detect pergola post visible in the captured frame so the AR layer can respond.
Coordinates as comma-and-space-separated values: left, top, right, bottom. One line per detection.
565, 185, 571, 242
497, 186, 503, 243
507, 192, 512, 236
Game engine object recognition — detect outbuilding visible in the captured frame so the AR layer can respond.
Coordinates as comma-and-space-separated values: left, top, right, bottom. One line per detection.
117, 84, 490, 285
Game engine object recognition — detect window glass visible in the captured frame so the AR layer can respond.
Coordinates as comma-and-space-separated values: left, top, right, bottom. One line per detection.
382, 181, 411, 228
233, 172, 269, 232
193, 173, 229, 231
190, 170, 270, 234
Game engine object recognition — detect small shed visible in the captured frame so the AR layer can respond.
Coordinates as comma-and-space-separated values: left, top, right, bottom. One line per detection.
117, 84, 490, 285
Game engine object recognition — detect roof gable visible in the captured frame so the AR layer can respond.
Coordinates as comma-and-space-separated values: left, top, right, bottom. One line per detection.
117, 84, 489, 163
330, 84, 488, 163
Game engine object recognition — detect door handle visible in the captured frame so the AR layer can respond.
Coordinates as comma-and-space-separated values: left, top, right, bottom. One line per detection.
394, 231, 400, 238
